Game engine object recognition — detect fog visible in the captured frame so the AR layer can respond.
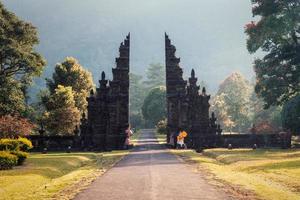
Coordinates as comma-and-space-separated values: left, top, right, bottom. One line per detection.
3, 0, 255, 93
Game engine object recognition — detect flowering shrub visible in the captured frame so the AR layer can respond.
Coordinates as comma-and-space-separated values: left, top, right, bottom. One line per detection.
0, 137, 32, 169
0, 137, 33, 152
255, 121, 278, 134
245, 21, 256, 30
17, 137, 33, 151
0, 115, 35, 138
10, 151, 28, 165
0, 139, 19, 151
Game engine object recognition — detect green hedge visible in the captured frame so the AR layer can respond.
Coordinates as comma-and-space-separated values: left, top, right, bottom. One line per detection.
0, 151, 18, 170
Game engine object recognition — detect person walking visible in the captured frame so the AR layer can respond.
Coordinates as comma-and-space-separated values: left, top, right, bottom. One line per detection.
177, 129, 188, 149
124, 125, 133, 149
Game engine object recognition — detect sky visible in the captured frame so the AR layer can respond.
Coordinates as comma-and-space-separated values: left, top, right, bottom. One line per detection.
3, 0, 256, 93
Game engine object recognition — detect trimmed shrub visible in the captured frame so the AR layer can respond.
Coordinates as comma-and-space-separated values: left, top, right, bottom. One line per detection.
0, 138, 33, 152
10, 151, 28, 165
0, 139, 19, 151
17, 137, 33, 151
0, 151, 18, 170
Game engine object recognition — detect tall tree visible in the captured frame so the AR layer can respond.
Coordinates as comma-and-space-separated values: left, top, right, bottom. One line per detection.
245, 0, 300, 108
129, 73, 147, 128
0, 78, 26, 116
0, 2, 46, 116
250, 92, 282, 127
211, 93, 236, 132
281, 95, 300, 135
212, 72, 253, 132
43, 85, 80, 135
142, 86, 166, 127
46, 57, 94, 113
129, 73, 147, 113
143, 63, 166, 89
0, 2, 46, 82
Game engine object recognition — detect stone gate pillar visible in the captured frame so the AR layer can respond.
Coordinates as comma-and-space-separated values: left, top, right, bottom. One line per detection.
165, 33, 188, 143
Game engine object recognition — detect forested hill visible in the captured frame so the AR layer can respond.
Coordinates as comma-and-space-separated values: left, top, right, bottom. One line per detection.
3, 0, 255, 98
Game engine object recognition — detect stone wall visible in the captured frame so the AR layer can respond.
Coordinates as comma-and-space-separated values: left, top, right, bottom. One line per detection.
27, 135, 80, 151
221, 133, 292, 149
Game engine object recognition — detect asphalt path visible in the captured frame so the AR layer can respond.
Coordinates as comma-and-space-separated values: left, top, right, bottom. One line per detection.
74, 129, 231, 200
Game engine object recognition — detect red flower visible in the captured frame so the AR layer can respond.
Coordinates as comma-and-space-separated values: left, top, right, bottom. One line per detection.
245, 21, 256, 30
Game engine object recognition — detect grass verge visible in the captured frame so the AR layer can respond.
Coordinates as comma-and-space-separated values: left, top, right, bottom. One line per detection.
154, 132, 167, 144
0, 151, 128, 200
171, 148, 300, 200
131, 129, 142, 146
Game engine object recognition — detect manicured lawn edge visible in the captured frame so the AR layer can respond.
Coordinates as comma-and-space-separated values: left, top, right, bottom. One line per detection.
131, 129, 142, 146
170, 149, 260, 200
170, 148, 300, 200
0, 151, 129, 200
54, 150, 129, 200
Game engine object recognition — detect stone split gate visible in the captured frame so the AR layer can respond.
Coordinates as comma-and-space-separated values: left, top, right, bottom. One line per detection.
78, 33, 222, 151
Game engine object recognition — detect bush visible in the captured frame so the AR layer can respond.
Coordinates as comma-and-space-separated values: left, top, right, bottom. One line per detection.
0, 115, 35, 138
0, 151, 18, 170
10, 151, 28, 165
156, 119, 168, 135
17, 137, 33, 151
0, 138, 19, 151
0, 138, 33, 152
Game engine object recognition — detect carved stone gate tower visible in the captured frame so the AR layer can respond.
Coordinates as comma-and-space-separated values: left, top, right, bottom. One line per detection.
80, 34, 130, 150
165, 33, 222, 149
81, 33, 220, 151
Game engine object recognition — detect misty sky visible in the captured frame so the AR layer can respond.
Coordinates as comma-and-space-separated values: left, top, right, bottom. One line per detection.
3, 0, 256, 93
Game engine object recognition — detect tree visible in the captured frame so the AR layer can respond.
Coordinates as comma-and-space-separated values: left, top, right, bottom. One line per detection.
129, 73, 147, 113
212, 72, 252, 132
0, 2, 46, 82
142, 86, 166, 127
211, 93, 236, 132
255, 121, 279, 135
0, 3, 46, 116
281, 95, 300, 135
250, 92, 282, 128
0, 78, 26, 116
0, 115, 35, 138
129, 73, 147, 128
245, 0, 300, 108
156, 119, 168, 135
143, 63, 166, 89
46, 57, 94, 113
130, 112, 144, 129
44, 85, 80, 135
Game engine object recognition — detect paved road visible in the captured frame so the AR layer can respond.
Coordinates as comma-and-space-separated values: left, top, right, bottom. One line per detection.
74, 130, 231, 200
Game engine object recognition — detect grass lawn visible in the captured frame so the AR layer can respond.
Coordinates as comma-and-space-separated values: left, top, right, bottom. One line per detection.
0, 151, 128, 200
171, 148, 300, 200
